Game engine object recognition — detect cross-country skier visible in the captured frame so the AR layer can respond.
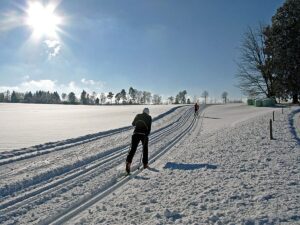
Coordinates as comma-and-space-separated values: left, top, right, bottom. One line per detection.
194, 102, 199, 117
125, 108, 152, 174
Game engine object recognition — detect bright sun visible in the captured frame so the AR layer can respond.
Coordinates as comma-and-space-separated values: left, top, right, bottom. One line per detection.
26, 2, 62, 39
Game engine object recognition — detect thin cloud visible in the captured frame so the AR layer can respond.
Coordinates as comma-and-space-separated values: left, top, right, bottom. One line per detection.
0, 11, 23, 33
44, 39, 61, 59
81, 78, 104, 88
0, 79, 105, 97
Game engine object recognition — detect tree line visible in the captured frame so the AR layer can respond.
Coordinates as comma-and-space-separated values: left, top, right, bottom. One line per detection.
0, 87, 232, 105
236, 0, 300, 103
0, 88, 199, 105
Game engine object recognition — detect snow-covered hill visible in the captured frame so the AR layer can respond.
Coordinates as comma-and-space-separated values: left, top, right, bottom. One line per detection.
0, 103, 177, 151
0, 104, 299, 225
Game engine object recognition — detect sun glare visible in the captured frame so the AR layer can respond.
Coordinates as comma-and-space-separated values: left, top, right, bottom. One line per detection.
26, 2, 62, 39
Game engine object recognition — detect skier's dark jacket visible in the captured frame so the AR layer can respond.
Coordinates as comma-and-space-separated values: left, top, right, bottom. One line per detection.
132, 113, 152, 136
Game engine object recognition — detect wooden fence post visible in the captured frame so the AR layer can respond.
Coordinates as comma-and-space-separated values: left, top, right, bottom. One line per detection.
270, 119, 273, 140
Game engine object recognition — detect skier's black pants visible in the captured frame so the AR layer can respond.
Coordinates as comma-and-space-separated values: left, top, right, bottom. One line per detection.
126, 133, 148, 165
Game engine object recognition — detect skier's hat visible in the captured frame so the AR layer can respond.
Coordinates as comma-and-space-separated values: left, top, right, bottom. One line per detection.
143, 107, 150, 115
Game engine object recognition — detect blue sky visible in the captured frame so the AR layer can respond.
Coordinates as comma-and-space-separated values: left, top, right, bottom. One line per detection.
0, 0, 284, 101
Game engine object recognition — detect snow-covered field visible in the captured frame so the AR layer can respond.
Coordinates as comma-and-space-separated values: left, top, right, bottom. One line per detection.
0, 103, 176, 151
0, 104, 299, 225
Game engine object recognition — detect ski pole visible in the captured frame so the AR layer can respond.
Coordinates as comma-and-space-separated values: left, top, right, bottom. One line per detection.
138, 148, 143, 170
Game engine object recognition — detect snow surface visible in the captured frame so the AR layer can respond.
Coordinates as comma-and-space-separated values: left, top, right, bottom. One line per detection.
0, 103, 176, 151
0, 104, 299, 225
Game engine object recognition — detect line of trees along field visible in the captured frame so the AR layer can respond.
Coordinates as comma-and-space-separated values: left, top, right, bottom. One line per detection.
0, 88, 231, 105
0, 88, 190, 105
236, 0, 300, 104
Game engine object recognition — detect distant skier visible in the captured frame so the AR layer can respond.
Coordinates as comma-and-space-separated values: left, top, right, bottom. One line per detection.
194, 102, 199, 117
126, 108, 152, 174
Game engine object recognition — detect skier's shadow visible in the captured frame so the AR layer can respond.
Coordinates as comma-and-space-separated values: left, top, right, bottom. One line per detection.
164, 162, 217, 170
134, 175, 150, 180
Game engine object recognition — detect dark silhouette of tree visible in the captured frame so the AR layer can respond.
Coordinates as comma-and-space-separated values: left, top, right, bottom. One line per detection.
52, 91, 61, 104
68, 92, 76, 104
107, 92, 114, 104
115, 92, 121, 104
222, 91, 228, 103
120, 89, 127, 103
0, 93, 4, 102
80, 90, 88, 104
24, 92, 33, 103
267, 0, 300, 103
11, 91, 19, 103
176, 90, 187, 104
129, 87, 138, 103
95, 98, 100, 104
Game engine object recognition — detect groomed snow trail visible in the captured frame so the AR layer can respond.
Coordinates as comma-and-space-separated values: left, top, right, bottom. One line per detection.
66, 105, 299, 225
0, 105, 202, 225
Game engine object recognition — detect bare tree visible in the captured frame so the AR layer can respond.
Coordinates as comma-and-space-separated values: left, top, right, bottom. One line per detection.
202, 91, 208, 104
168, 96, 174, 104
100, 93, 106, 104
136, 91, 143, 104
221, 91, 228, 103
236, 25, 277, 98
152, 94, 162, 104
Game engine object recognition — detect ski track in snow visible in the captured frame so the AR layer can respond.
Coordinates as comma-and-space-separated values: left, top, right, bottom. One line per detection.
1, 104, 299, 225
66, 105, 299, 225
0, 105, 200, 224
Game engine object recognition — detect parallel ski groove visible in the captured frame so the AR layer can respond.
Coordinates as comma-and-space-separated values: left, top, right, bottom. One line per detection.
0, 107, 195, 216
43, 108, 203, 225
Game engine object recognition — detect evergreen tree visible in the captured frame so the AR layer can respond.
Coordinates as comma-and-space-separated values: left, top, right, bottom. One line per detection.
11, 91, 19, 103
268, 0, 300, 103
24, 92, 33, 103
80, 90, 88, 104
68, 92, 76, 104
0, 93, 4, 102
52, 91, 61, 104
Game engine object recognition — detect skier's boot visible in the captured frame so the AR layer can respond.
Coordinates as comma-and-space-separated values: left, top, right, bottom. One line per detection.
125, 162, 131, 174
143, 164, 149, 169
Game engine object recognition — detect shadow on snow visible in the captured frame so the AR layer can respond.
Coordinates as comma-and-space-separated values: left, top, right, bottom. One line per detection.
163, 162, 217, 170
